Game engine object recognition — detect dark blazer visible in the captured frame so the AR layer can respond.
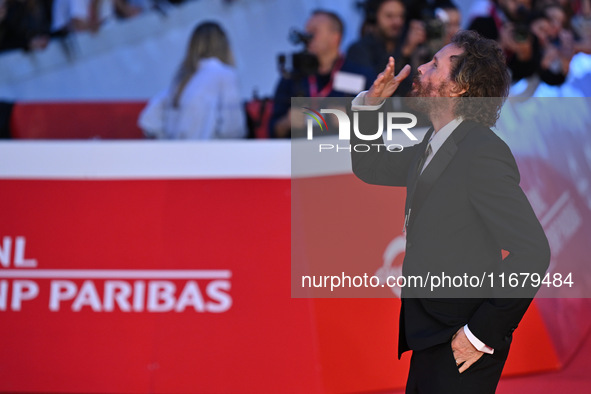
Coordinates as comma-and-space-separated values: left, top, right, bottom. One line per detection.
269, 59, 375, 138
346, 34, 413, 97
351, 117, 551, 358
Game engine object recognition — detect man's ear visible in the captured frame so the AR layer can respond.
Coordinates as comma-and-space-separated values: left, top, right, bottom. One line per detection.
450, 83, 468, 97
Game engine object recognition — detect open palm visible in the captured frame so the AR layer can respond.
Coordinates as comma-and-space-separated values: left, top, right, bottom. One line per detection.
366, 57, 411, 105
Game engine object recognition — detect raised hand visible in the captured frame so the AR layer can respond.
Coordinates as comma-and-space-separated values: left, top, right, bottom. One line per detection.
365, 57, 411, 106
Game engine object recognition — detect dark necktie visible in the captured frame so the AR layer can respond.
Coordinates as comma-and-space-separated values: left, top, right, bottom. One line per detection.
416, 143, 432, 177
404, 142, 432, 233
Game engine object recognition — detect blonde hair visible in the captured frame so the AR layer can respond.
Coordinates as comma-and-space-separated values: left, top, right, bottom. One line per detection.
171, 22, 234, 108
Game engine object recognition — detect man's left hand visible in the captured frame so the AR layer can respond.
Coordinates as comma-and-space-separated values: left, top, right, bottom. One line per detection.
451, 327, 484, 373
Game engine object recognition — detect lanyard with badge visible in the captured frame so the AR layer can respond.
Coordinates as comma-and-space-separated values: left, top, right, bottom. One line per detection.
308, 55, 346, 98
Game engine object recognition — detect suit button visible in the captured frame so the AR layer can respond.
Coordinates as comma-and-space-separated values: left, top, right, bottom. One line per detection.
407, 242, 413, 249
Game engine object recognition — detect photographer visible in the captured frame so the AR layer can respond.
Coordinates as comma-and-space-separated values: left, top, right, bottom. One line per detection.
411, 2, 462, 73
533, 4, 576, 85
467, 0, 540, 83
498, 1, 540, 82
0, 0, 51, 52
346, 0, 430, 97
269, 10, 374, 138
572, 0, 591, 54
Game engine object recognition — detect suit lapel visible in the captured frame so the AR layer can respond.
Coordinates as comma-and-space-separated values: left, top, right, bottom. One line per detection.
404, 127, 435, 214
407, 120, 473, 230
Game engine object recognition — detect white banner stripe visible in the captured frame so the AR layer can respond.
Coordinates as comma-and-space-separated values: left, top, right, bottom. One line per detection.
0, 270, 231, 279
0, 141, 291, 179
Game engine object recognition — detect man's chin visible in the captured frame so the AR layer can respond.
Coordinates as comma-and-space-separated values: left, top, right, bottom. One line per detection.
382, 31, 400, 41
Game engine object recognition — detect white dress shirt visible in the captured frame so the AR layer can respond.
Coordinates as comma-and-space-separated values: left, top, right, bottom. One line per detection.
139, 57, 246, 140
351, 90, 495, 355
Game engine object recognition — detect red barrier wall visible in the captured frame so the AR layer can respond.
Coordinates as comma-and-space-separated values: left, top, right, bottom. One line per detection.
0, 178, 322, 393
10, 102, 146, 139
0, 174, 560, 393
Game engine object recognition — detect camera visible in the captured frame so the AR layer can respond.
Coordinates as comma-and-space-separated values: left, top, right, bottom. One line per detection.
289, 29, 313, 46
513, 23, 530, 42
277, 28, 319, 79
421, 8, 445, 41
512, 5, 532, 42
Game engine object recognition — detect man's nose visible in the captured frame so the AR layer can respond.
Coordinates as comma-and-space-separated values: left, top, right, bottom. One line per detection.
417, 64, 425, 75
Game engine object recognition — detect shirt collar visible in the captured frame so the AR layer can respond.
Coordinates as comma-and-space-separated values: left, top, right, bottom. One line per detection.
428, 117, 463, 155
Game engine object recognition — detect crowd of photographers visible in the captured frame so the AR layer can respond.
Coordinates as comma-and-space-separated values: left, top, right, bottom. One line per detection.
468, 0, 591, 86
267, 0, 591, 138
2, 0, 590, 139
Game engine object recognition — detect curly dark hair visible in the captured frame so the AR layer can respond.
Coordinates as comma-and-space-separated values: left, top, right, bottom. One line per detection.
449, 30, 510, 127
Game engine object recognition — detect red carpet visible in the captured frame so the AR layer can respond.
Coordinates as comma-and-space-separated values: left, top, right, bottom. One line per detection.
384, 328, 591, 393
496, 327, 591, 393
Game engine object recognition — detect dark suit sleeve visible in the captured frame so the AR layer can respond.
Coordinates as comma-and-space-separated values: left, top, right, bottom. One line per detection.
350, 109, 421, 186
346, 42, 375, 72
466, 139, 551, 351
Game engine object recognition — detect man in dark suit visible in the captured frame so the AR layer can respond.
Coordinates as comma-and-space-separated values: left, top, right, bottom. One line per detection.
350, 30, 550, 393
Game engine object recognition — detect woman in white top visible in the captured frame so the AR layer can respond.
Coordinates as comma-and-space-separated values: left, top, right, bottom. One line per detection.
139, 22, 246, 139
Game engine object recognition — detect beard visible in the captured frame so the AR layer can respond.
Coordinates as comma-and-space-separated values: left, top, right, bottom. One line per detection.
407, 75, 450, 116
408, 74, 450, 97
378, 24, 402, 41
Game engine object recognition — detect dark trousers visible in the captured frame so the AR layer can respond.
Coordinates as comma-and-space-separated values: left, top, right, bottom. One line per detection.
405, 341, 509, 394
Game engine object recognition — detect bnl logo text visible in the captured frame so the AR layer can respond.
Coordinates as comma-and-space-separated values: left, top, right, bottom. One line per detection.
303, 107, 419, 152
